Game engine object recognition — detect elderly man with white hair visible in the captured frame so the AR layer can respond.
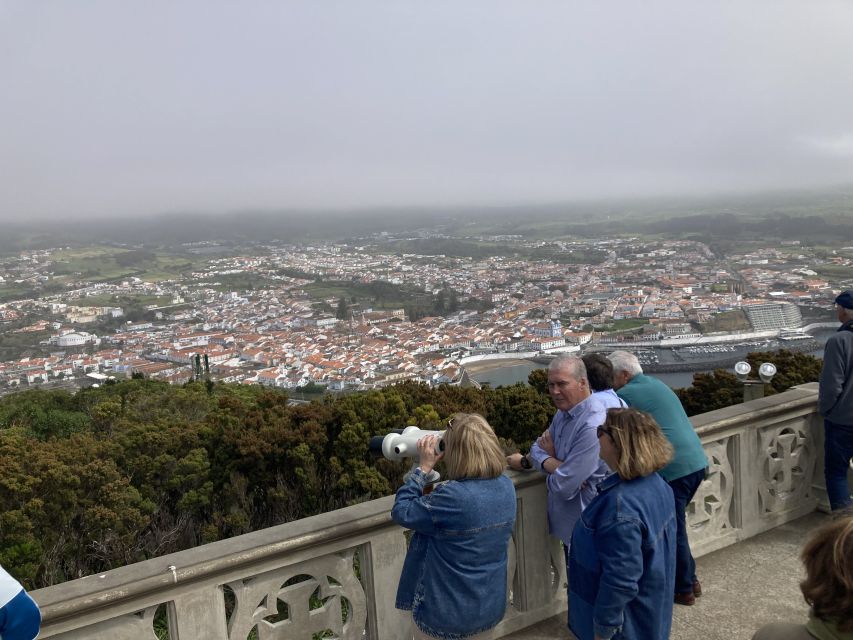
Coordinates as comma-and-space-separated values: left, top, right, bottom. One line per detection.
608, 350, 708, 607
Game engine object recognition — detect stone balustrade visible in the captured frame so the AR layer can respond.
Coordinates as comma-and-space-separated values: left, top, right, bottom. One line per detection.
31, 383, 833, 640
687, 382, 825, 557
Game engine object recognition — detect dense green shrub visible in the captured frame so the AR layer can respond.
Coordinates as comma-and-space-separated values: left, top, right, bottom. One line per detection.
0, 378, 550, 588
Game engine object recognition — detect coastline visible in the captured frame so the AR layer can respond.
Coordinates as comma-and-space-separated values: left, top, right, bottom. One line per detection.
461, 358, 531, 375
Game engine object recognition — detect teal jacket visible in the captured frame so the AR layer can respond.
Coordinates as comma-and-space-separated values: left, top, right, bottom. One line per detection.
616, 374, 708, 481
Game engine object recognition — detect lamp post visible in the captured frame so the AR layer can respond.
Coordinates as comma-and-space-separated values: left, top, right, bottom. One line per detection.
733, 361, 777, 403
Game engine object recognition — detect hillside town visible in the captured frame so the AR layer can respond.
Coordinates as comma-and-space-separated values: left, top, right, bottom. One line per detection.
0, 235, 850, 393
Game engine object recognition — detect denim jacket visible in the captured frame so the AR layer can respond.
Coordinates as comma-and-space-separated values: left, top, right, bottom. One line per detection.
392, 469, 516, 639
569, 472, 676, 640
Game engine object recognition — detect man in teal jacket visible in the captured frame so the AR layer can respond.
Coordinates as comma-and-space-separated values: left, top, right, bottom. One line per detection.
608, 350, 708, 607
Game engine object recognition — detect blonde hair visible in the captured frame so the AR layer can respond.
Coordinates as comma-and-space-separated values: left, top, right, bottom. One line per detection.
443, 413, 506, 480
603, 408, 673, 480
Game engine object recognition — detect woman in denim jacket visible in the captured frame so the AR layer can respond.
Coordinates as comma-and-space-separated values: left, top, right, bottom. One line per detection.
569, 408, 677, 640
392, 413, 516, 640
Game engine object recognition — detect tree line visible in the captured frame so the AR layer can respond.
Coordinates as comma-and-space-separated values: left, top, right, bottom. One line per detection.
0, 377, 553, 589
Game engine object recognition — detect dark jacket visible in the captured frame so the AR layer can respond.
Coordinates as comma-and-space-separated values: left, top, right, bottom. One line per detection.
819, 321, 853, 426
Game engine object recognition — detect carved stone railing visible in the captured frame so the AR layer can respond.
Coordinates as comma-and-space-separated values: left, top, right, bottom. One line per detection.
31, 467, 565, 639
31, 383, 834, 639
687, 382, 827, 557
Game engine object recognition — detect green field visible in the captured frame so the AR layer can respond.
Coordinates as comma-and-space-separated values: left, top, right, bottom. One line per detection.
50, 246, 206, 283
0, 284, 38, 303
593, 318, 651, 333
0, 328, 51, 361
66, 293, 172, 307
700, 310, 750, 333
303, 283, 358, 300
814, 264, 853, 280
207, 272, 276, 292
304, 280, 432, 310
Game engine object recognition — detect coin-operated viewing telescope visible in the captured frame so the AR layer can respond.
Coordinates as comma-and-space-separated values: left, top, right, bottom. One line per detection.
369, 426, 445, 461
733, 360, 778, 402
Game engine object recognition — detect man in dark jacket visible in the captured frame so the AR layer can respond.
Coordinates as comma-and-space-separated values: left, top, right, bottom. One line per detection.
818, 290, 853, 512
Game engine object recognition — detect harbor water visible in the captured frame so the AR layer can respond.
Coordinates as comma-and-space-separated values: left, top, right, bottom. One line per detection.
471, 361, 701, 390
470, 329, 835, 390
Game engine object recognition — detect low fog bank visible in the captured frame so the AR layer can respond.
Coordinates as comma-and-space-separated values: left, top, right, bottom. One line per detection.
3, 186, 853, 253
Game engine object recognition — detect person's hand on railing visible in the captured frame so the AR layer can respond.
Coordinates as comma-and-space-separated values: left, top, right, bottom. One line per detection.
507, 453, 528, 471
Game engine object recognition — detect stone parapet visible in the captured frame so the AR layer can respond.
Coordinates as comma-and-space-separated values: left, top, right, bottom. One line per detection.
687, 382, 824, 556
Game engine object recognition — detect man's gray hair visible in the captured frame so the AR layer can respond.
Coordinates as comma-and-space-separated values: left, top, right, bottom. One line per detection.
549, 354, 588, 383
841, 306, 853, 322
608, 350, 644, 378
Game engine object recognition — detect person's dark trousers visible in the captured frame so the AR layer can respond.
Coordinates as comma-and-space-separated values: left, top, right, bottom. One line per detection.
824, 419, 853, 511
668, 467, 706, 595
563, 544, 571, 627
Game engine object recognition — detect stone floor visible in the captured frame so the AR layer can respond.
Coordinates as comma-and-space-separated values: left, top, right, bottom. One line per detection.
504, 511, 831, 640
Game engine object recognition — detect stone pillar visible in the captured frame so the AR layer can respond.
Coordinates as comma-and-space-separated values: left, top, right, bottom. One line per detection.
170, 586, 228, 639
359, 528, 411, 639
512, 479, 563, 612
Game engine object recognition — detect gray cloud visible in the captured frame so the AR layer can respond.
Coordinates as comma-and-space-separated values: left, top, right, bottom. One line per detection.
2, 0, 853, 219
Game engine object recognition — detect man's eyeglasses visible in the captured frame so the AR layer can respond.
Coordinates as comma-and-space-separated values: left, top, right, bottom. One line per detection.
596, 426, 612, 439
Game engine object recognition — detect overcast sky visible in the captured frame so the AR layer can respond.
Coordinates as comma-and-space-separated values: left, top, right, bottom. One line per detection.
2, 1, 853, 220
